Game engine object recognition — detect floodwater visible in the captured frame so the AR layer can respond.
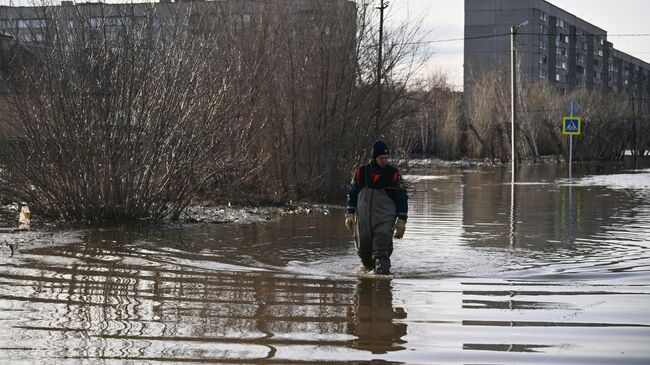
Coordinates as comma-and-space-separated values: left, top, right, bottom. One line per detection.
1, 163, 650, 364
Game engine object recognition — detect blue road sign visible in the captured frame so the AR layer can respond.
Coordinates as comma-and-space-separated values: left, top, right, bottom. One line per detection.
562, 117, 581, 135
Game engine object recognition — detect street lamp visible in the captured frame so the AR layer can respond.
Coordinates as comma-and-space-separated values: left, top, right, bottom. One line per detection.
631, 72, 650, 166
375, 0, 388, 133
510, 20, 528, 181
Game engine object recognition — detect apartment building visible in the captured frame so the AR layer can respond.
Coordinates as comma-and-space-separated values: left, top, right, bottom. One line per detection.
0, 0, 356, 95
464, 0, 650, 98
0, 0, 355, 45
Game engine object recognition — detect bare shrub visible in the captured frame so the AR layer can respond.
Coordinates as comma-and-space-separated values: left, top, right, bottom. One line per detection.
570, 90, 630, 161
0, 2, 263, 221
246, 0, 429, 201
437, 92, 464, 160
388, 73, 464, 160
0, 0, 431, 219
464, 66, 512, 160
463, 60, 650, 163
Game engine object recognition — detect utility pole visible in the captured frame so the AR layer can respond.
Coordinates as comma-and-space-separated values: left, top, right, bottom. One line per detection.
510, 25, 517, 182
510, 20, 528, 182
569, 102, 575, 179
376, 0, 388, 132
630, 73, 649, 166
624, 96, 638, 169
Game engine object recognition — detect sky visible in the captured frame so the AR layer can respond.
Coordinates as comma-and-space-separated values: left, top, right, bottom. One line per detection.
389, 0, 650, 89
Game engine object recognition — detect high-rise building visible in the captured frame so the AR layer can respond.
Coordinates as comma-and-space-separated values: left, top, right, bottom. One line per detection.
0, 0, 356, 91
0, 0, 355, 44
464, 0, 650, 98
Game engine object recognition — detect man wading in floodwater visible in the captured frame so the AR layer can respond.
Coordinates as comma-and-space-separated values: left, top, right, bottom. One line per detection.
345, 140, 408, 275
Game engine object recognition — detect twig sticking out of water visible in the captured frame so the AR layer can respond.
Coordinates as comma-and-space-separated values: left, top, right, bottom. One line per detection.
3, 240, 14, 257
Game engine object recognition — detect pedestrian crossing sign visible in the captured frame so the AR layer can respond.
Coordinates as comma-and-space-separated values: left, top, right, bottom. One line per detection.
562, 117, 581, 135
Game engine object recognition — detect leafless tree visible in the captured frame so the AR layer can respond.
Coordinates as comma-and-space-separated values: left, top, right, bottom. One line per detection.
462, 64, 648, 162
0, 0, 432, 221
571, 89, 630, 161
388, 72, 464, 160
245, 0, 430, 201
464, 66, 512, 161
0, 2, 264, 221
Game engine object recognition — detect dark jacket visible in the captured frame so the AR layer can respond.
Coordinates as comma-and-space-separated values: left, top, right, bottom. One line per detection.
346, 162, 408, 221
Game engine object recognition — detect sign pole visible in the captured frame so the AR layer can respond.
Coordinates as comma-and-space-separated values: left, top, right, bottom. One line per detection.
569, 102, 573, 180
562, 101, 581, 180
569, 136, 573, 179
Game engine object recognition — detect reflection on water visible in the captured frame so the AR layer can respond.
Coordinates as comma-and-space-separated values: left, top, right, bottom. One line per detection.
1, 163, 650, 364
347, 280, 407, 354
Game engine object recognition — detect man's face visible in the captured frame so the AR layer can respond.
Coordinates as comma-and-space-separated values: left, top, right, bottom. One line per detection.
375, 154, 389, 168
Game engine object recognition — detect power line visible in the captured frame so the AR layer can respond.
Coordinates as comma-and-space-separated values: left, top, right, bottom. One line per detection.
401, 33, 650, 46
400, 33, 510, 45
434, 49, 650, 55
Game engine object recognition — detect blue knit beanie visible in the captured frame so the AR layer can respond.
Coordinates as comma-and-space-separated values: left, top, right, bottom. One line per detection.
371, 140, 390, 159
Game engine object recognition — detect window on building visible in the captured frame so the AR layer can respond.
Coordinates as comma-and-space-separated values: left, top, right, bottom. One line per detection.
540, 55, 547, 64
594, 36, 605, 47
540, 11, 548, 21
17, 19, 45, 28
577, 28, 587, 37
89, 17, 102, 27
578, 78, 586, 87
105, 17, 124, 27
540, 40, 547, 50
556, 47, 567, 56
577, 53, 585, 64
555, 34, 568, 46
540, 24, 549, 35
556, 18, 565, 28
0, 20, 15, 29
540, 68, 547, 79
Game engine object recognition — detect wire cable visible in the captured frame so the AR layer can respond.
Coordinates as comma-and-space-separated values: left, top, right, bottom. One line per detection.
400, 33, 650, 46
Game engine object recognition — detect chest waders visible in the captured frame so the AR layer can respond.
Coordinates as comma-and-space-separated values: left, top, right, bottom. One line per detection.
354, 187, 396, 273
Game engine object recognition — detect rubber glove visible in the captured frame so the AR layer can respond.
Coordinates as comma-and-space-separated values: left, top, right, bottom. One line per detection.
394, 218, 406, 239
345, 213, 356, 232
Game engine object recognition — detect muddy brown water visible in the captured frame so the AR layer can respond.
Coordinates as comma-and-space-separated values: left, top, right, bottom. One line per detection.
1, 164, 649, 364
